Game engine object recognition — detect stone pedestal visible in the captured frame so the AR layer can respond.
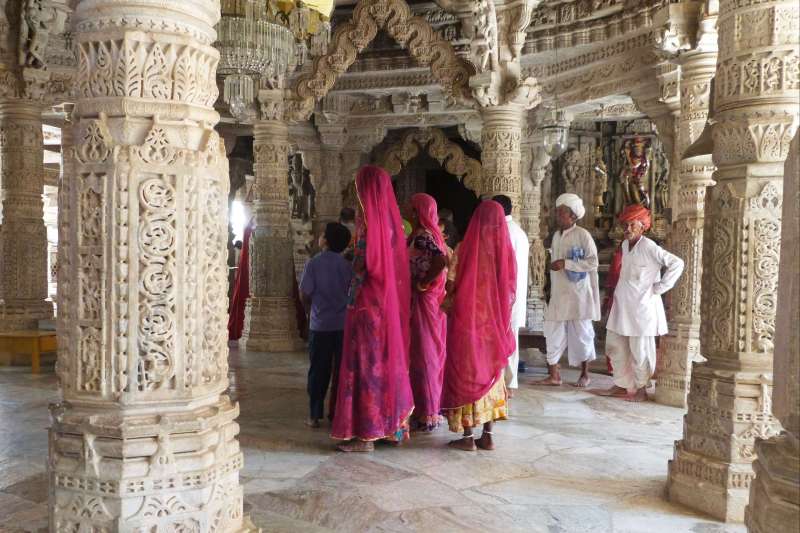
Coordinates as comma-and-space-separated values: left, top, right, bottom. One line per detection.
49, 1, 254, 530
667, 0, 800, 521
480, 103, 525, 212
240, 108, 301, 353
656, 48, 717, 408
0, 101, 53, 330
745, 132, 800, 532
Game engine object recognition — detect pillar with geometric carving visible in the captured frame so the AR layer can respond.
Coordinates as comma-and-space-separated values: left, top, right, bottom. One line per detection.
745, 130, 800, 532
314, 122, 348, 237
480, 103, 525, 213
49, 1, 254, 530
0, 101, 53, 330
656, 46, 718, 408
667, 0, 800, 521
240, 89, 301, 353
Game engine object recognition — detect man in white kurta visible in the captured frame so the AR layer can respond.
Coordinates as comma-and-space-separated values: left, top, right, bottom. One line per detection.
535, 194, 600, 387
605, 205, 684, 402
493, 195, 529, 394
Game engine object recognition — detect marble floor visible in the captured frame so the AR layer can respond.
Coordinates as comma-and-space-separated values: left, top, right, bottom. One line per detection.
0, 349, 746, 533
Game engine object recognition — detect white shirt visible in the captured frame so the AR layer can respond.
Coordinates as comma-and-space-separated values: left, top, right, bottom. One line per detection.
607, 236, 684, 337
506, 216, 529, 329
543, 224, 601, 322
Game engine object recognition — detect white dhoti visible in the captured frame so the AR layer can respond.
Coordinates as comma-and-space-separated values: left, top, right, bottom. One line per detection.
505, 327, 520, 389
605, 330, 656, 390
543, 319, 596, 367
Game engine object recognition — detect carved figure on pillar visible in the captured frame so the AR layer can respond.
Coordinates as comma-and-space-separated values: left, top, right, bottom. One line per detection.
619, 136, 651, 208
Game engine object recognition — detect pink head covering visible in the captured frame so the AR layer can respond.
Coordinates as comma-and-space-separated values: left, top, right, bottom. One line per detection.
410, 193, 446, 252
355, 165, 411, 360
441, 201, 517, 409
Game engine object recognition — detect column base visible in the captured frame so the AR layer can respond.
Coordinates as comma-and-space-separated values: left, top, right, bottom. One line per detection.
666, 366, 782, 522
49, 396, 256, 532
667, 441, 752, 522
745, 433, 800, 532
0, 300, 54, 331
240, 296, 303, 353
655, 328, 701, 408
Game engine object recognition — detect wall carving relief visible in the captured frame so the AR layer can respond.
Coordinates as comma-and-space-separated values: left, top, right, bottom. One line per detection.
377, 127, 482, 194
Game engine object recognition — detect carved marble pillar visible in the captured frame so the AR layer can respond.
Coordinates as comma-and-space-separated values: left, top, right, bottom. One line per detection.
520, 146, 548, 332
745, 130, 800, 532
480, 103, 525, 214
656, 49, 717, 408
241, 89, 300, 353
314, 124, 348, 236
50, 1, 254, 530
0, 101, 53, 330
667, 0, 800, 521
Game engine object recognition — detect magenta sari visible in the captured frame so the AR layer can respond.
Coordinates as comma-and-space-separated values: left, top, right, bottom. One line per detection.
331, 166, 414, 442
408, 193, 447, 429
441, 201, 517, 409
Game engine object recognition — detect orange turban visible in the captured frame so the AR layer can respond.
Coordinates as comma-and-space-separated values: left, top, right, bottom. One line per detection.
618, 204, 652, 231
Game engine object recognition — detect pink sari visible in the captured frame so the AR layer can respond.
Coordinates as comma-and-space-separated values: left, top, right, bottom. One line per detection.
408, 193, 447, 429
441, 201, 517, 409
331, 166, 414, 441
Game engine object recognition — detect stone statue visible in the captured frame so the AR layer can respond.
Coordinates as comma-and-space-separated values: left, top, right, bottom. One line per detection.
619, 136, 651, 208
18, 0, 59, 69
654, 144, 670, 214
300, 167, 316, 222
561, 148, 583, 193
593, 146, 608, 211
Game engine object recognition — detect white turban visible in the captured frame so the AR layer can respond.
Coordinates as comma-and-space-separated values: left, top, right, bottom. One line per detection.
555, 193, 586, 220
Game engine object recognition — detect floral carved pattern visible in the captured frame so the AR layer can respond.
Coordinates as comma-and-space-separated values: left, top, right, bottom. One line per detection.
377, 128, 482, 194
288, 0, 474, 119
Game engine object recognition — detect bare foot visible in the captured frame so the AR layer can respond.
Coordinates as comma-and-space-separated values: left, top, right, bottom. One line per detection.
475, 434, 495, 450
532, 376, 562, 386
337, 440, 374, 452
624, 388, 648, 402
507, 388, 515, 399
448, 437, 477, 451
305, 418, 321, 428
572, 375, 591, 388
594, 386, 627, 397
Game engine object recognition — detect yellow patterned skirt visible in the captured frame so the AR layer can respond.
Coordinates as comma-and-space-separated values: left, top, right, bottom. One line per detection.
444, 379, 508, 433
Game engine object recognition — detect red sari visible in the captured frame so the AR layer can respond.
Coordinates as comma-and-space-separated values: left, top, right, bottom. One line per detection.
441, 201, 517, 428
331, 166, 414, 442
228, 220, 254, 340
408, 193, 447, 430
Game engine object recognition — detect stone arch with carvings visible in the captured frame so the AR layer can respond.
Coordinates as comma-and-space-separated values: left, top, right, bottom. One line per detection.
377, 127, 482, 194
287, 0, 475, 119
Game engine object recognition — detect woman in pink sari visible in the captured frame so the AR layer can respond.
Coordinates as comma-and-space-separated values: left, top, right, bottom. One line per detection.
407, 193, 448, 431
332, 166, 414, 452
441, 200, 517, 451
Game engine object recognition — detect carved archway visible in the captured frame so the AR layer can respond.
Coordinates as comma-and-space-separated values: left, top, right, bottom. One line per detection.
377, 127, 482, 195
287, 0, 475, 119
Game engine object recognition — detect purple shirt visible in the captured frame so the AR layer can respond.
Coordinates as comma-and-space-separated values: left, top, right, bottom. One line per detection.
300, 250, 353, 332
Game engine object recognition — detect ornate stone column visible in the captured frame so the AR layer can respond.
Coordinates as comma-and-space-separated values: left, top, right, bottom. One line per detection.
520, 144, 548, 332
241, 89, 300, 353
50, 1, 254, 530
0, 101, 53, 330
745, 130, 800, 532
315, 122, 348, 234
480, 103, 525, 213
667, 0, 800, 521
657, 46, 718, 408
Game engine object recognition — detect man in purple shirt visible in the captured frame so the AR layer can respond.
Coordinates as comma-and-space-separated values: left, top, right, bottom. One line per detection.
300, 222, 353, 428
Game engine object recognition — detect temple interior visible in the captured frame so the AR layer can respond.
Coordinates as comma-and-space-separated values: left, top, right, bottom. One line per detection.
0, 0, 798, 531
